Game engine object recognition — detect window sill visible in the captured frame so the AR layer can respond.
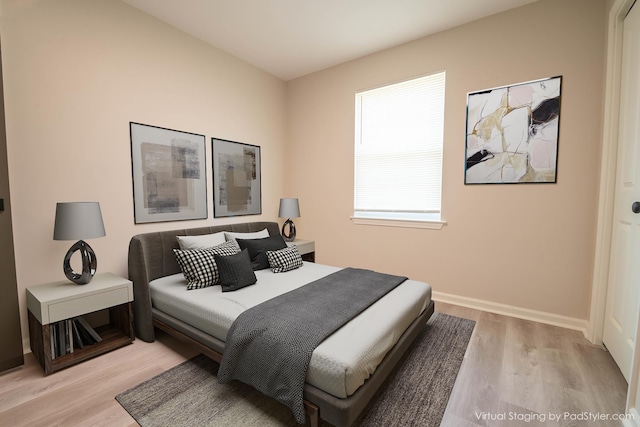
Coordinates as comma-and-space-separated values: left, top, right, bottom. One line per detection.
350, 216, 446, 230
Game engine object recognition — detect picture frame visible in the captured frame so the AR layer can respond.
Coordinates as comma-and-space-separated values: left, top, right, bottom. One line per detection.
465, 76, 562, 184
212, 138, 261, 218
130, 122, 207, 224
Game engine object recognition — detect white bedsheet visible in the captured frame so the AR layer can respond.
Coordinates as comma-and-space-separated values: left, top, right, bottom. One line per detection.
149, 262, 431, 398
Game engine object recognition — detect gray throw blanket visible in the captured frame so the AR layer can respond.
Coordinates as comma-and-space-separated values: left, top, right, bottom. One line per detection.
217, 267, 408, 424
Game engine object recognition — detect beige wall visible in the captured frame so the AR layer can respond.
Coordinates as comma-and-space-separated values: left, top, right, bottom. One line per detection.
1, 0, 607, 344
286, 0, 606, 322
0, 0, 287, 341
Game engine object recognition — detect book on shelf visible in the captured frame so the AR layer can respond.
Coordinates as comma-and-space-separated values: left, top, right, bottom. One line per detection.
51, 322, 58, 359
75, 316, 103, 343
71, 320, 84, 349
57, 321, 65, 358
66, 319, 74, 354
75, 319, 96, 346
48, 316, 105, 358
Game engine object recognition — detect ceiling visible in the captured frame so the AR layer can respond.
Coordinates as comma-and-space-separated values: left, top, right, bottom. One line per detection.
121, 0, 538, 81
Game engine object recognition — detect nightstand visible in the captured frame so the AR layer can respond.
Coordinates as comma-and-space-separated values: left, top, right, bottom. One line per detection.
287, 239, 315, 262
26, 272, 134, 375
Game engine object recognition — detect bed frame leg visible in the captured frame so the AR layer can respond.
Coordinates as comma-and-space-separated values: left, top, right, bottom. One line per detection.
304, 400, 320, 427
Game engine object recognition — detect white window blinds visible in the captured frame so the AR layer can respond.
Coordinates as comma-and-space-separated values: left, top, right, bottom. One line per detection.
354, 71, 446, 222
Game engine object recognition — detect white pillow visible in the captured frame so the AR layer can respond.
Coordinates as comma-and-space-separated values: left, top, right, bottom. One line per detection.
224, 229, 269, 242
177, 232, 227, 250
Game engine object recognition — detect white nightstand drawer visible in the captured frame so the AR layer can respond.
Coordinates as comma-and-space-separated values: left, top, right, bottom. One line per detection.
47, 286, 129, 324
27, 273, 133, 325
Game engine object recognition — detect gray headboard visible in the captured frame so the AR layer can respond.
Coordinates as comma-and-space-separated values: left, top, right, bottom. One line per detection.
128, 221, 280, 342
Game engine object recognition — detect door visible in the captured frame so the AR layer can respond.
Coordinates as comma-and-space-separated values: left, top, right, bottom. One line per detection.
0, 41, 24, 372
603, 1, 640, 383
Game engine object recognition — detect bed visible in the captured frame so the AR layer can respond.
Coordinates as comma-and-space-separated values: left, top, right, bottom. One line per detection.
128, 221, 434, 427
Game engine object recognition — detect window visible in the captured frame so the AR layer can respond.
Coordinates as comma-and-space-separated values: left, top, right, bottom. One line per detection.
353, 71, 446, 229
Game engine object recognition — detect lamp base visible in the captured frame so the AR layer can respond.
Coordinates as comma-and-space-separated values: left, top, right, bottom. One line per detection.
281, 219, 296, 242
63, 240, 97, 285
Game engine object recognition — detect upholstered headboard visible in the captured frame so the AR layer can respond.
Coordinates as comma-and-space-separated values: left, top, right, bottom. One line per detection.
128, 221, 280, 342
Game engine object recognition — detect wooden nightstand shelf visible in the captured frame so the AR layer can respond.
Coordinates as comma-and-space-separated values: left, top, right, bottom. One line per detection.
287, 239, 315, 262
26, 273, 134, 375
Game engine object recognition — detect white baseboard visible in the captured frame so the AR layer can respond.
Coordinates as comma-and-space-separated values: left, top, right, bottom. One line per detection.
623, 408, 639, 427
432, 291, 590, 337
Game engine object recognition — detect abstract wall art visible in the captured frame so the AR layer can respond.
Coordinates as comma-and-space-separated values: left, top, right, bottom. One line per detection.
212, 138, 261, 217
130, 122, 207, 223
465, 76, 562, 184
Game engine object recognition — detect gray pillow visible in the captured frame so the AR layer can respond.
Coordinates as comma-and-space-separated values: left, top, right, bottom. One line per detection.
237, 235, 287, 270
214, 249, 257, 292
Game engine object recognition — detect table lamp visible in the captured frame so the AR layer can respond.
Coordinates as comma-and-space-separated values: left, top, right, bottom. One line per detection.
278, 198, 300, 242
53, 202, 106, 285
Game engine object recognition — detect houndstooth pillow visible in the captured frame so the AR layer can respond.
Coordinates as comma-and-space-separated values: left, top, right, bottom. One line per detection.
173, 240, 240, 290
266, 245, 303, 273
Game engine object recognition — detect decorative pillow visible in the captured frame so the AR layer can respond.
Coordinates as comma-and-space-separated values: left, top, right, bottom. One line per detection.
237, 235, 288, 270
173, 240, 240, 290
176, 232, 226, 250
224, 229, 269, 243
214, 249, 257, 292
266, 245, 303, 273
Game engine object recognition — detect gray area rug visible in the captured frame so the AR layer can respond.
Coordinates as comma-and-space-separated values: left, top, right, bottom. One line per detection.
116, 312, 475, 427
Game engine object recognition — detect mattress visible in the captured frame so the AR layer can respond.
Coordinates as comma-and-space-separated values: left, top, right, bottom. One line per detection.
149, 262, 431, 398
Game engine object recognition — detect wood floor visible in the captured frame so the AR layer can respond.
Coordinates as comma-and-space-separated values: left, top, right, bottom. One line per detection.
0, 303, 628, 427
439, 302, 628, 427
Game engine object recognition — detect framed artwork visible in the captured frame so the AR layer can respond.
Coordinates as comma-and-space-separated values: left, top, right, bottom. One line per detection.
212, 138, 261, 218
130, 122, 207, 223
465, 76, 562, 184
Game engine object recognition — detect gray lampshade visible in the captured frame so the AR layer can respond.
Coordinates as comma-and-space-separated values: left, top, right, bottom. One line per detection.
54, 202, 106, 241
278, 198, 300, 218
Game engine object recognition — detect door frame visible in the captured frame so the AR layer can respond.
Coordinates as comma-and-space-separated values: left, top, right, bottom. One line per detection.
590, 0, 640, 421
589, 0, 635, 347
